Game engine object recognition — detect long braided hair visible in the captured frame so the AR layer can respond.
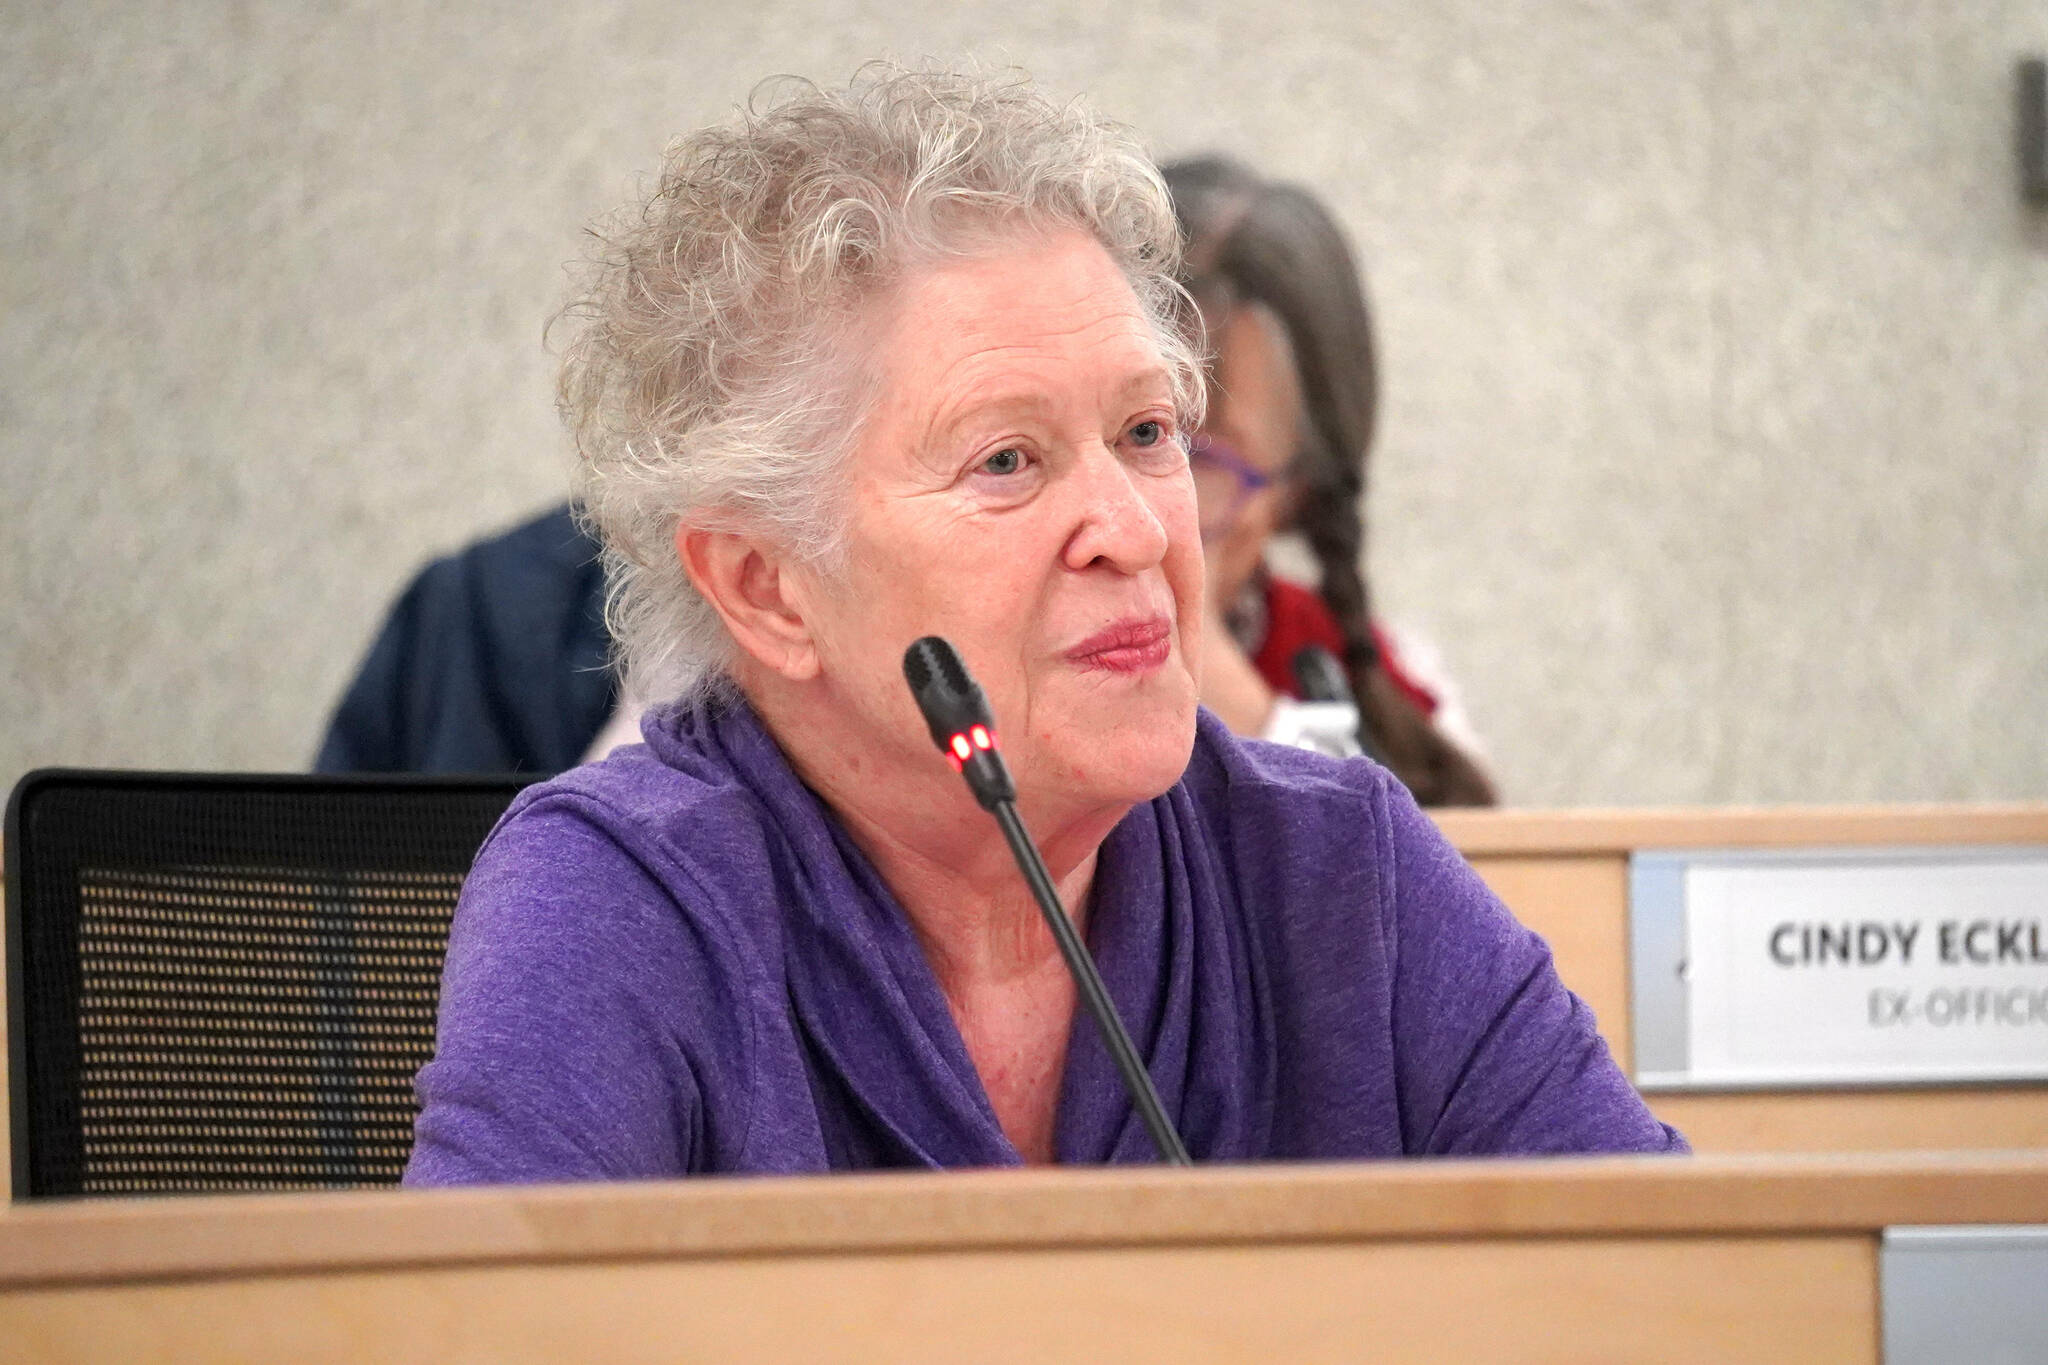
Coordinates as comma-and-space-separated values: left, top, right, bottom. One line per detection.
1163, 156, 1497, 806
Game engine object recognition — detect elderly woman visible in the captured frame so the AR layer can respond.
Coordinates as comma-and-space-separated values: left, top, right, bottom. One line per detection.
405, 68, 1681, 1181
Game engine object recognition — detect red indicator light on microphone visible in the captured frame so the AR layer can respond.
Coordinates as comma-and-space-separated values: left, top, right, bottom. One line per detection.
950, 733, 973, 762
970, 724, 993, 751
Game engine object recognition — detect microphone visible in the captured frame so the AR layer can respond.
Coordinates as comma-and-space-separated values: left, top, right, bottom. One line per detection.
901, 636, 1193, 1166
1291, 644, 1386, 765
902, 634, 1016, 812
1290, 644, 1351, 703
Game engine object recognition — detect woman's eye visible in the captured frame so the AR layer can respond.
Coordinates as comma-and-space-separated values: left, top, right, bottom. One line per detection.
981, 447, 1026, 476
1129, 420, 1166, 447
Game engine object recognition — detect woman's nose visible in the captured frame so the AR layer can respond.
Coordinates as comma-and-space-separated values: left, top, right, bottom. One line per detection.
1061, 444, 1172, 574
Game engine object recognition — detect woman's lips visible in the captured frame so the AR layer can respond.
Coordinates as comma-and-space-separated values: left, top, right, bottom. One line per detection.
1066, 616, 1173, 674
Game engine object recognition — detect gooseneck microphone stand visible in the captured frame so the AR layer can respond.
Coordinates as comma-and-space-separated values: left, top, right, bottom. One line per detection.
902, 636, 1193, 1167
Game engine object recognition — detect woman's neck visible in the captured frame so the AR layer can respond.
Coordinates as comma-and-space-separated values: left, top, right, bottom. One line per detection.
744, 670, 1118, 1163
833, 801, 1097, 991
743, 671, 1114, 996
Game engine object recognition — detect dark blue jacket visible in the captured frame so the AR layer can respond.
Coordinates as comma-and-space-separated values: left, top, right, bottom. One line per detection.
315, 505, 614, 774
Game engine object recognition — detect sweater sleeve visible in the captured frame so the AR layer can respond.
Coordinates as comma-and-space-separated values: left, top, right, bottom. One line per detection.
404, 796, 744, 1185
1380, 777, 1687, 1156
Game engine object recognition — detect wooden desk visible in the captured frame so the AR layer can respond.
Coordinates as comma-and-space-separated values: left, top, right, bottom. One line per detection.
3, 1152, 2045, 1363
1438, 806, 2048, 1154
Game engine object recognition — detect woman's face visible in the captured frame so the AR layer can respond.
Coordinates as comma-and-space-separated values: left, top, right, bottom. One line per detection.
1195, 302, 1305, 609
793, 229, 1204, 820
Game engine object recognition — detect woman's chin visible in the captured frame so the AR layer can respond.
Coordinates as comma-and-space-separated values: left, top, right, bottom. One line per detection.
1046, 676, 1200, 807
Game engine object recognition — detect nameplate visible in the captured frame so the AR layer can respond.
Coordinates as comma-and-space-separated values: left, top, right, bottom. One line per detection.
1629, 848, 2048, 1091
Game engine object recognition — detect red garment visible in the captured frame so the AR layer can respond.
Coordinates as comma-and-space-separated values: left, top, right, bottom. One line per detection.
1250, 577, 1439, 716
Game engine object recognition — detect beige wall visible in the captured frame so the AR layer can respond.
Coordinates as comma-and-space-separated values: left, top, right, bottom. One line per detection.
4, 1, 2044, 805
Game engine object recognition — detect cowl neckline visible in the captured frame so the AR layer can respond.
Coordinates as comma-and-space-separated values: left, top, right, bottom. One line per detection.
643, 696, 1275, 1168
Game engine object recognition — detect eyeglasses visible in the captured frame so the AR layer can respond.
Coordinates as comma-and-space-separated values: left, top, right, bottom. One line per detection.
1190, 434, 1281, 540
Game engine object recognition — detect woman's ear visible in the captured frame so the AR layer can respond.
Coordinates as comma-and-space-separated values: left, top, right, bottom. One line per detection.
676, 525, 821, 681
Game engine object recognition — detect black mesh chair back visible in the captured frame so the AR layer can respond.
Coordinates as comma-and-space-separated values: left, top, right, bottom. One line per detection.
5, 771, 530, 1199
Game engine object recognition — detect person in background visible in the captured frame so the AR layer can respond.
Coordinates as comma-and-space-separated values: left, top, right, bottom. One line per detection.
314, 504, 612, 774
1164, 157, 1495, 807
317, 163, 1492, 807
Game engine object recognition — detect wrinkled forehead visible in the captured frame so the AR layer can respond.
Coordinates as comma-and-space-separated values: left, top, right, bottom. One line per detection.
865, 229, 1175, 430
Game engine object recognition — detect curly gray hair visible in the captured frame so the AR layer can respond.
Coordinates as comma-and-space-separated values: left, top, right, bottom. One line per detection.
556, 64, 1203, 704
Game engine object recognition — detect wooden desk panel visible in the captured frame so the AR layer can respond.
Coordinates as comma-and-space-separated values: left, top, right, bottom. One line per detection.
3, 1236, 1877, 1365
1447, 807, 2048, 1154
1433, 805, 2048, 856
8, 1154, 2040, 1365
11, 1149, 2038, 1283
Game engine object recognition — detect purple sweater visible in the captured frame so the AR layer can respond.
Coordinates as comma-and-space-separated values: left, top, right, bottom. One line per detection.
406, 701, 1683, 1182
